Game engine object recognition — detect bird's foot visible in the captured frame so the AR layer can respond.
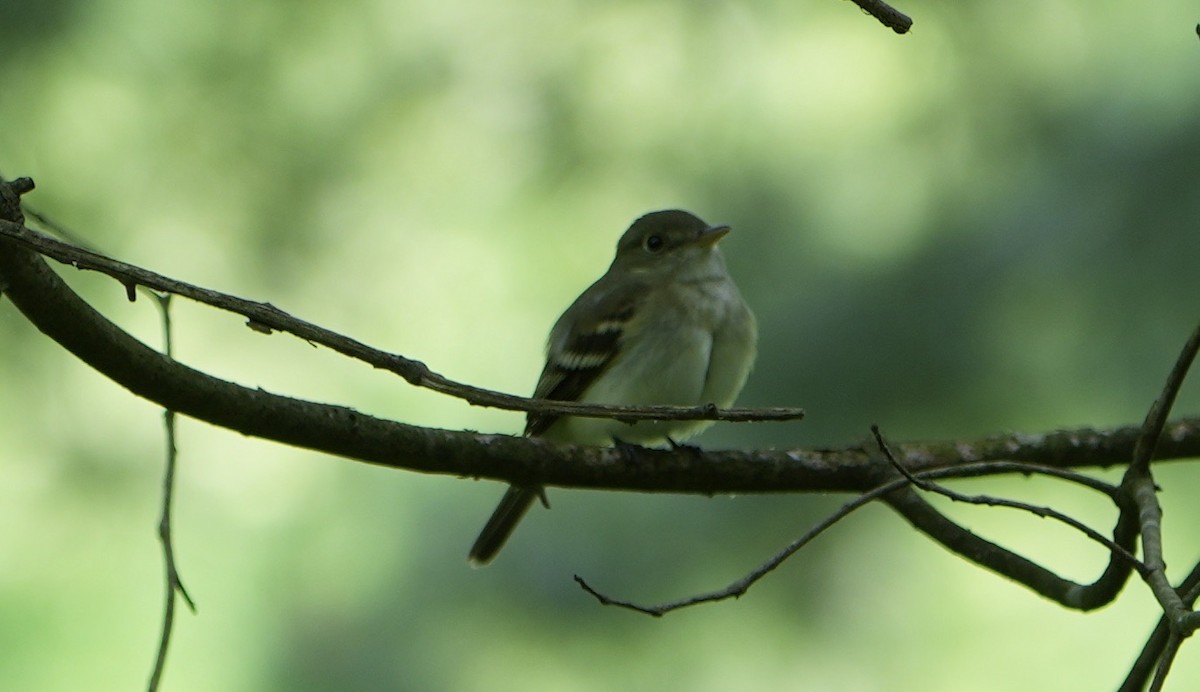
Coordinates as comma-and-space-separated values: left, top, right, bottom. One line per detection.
611, 436, 649, 464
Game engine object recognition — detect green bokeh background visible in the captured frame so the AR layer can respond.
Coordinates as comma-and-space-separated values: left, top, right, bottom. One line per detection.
3, 0, 1200, 689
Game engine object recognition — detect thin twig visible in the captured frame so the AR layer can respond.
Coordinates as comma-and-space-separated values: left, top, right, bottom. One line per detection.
1116, 324, 1200, 690
850, 0, 913, 34
147, 294, 195, 691
872, 425, 1146, 574
0, 217, 804, 426
1123, 325, 1200, 626
1130, 324, 1200, 477
0, 185, 198, 691
575, 460, 1128, 615
577, 473, 905, 615
1119, 559, 1200, 692
1149, 633, 1184, 692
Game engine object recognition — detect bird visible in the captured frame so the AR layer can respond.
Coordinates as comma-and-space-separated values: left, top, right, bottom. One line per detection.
468, 209, 757, 565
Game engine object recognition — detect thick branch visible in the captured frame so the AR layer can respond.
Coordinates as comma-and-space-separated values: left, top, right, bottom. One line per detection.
875, 426, 1142, 610
1, 176, 1199, 496
2, 223, 1200, 492
883, 485, 1139, 611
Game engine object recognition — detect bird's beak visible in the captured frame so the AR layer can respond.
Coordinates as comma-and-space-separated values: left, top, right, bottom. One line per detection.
695, 224, 731, 248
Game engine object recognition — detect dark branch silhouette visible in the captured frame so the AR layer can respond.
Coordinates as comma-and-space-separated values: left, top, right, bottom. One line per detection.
0, 178, 197, 692
0, 213, 803, 426
147, 295, 194, 692
3, 176, 1200, 690
1120, 560, 1200, 691
3, 180, 1195, 495
576, 457, 1130, 615
1115, 324, 1200, 689
850, 0, 912, 34
873, 426, 1144, 572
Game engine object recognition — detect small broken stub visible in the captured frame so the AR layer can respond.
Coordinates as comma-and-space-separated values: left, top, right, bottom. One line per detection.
246, 318, 274, 335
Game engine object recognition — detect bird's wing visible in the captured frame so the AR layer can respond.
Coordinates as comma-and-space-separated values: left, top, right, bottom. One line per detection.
524, 286, 642, 437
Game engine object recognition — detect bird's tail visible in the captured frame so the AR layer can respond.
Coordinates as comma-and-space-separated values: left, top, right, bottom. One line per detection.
468, 486, 539, 565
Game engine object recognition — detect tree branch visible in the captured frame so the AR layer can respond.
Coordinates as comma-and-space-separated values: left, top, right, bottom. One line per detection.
849, 0, 913, 34
1125, 323, 1200, 625
576, 459, 1136, 615
873, 426, 1144, 573
1, 186, 1199, 494
8, 177, 1200, 689
147, 294, 194, 692
1114, 324, 1200, 689
882, 484, 1140, 611
0, 214, 804, 426
1120, 560, 1200, 691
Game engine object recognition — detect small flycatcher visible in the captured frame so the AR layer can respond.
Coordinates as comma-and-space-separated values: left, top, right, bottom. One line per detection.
468, 209, 757, 564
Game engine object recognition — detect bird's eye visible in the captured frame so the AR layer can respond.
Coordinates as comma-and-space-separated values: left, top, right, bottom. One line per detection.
643, 234, 664, 253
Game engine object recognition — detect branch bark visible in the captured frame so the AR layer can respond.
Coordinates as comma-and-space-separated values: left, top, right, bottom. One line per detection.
851, 0, 913, 34
0, 188, 1198, 493
0, 215, 804, 426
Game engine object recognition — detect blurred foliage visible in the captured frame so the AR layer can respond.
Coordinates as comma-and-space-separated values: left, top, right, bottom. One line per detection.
2, 0, 1200, 690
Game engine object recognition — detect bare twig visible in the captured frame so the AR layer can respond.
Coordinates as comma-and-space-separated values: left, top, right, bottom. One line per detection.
850, 0, 913, 34
1148, 633, 1184, 692
872, 425, 1145, 574
1127, 324, 1200, 621
0, 215, 804, 427
1130, 324, 1200, 478
0, 177, 197, 691
1120, 559, 1200, 691
883, 484, 1140, 611
576, 471, 907, 615
147, 294, 195, 692
1117, 324, 1200, 690
575, 460, 1131, 615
